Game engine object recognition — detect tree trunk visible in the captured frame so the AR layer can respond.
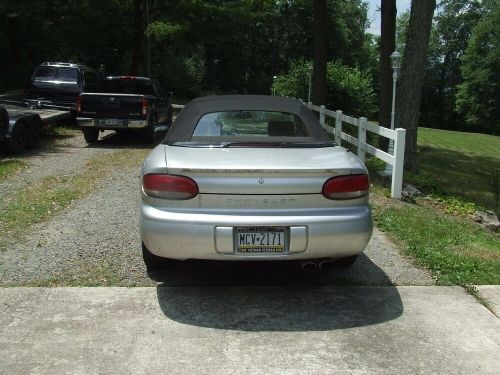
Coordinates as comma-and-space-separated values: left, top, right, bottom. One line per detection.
378, 0, 397, 151
312, 0, 328, 105
131, 0, 145, 75
395, 0, 436, 172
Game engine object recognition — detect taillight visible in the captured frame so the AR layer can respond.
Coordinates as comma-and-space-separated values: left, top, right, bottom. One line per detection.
143, 174, 199, 200
76, 95, 82, 113
322, 174, 369, 200
142, 97, 148, 116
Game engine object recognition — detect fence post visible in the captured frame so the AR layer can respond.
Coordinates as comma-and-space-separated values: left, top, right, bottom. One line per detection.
391, 128, 406, 199
335, 110, 342, 145
357, 117, 367, 162
319, 105, 325, 126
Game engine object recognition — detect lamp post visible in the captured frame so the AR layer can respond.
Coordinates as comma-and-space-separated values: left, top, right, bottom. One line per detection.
272, 75, 277, 96
384, 51, 402, 175
146, 0, 150, 77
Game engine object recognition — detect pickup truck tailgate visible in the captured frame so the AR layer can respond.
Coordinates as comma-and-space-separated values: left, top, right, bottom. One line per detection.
80, 93, 144, 119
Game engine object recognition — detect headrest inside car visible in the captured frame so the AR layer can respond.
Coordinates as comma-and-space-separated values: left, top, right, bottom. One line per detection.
268, 121, 295, 136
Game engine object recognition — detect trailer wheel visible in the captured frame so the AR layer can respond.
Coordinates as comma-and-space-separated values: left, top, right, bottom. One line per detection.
26, 117, 42, 149
0, 107, 8, 131
9, 121, 27, 154
82, 128, 99, 143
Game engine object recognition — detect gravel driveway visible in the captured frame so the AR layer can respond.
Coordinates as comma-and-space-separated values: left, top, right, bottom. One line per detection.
0, 131, 434, 287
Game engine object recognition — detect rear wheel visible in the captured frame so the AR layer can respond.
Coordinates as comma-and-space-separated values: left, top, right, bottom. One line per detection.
335, 255, 358, 268
82, 128, 99, 143
142, 115, 157, 143
26, 118, 41, 149
142, 242, 168, 269
9, 121, 27, 154
167, 105, 173, 125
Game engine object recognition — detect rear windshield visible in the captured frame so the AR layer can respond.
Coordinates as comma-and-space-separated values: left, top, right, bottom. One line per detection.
57, 68, 78, 83
98, 79, 155, 95
33, 67, 79, 83
33, 67, 56, 81
192, 111, 310, 138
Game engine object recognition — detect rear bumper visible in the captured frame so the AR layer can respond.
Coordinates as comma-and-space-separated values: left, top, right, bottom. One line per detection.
140, 204, 373, 261
77, 117, 147, 129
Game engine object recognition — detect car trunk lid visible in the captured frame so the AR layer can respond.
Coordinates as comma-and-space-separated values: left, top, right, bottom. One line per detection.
164, 145, 354, 194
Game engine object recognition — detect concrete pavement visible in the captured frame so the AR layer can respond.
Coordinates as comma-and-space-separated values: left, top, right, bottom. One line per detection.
476, 285, 500, 317
1, 286, 499, 374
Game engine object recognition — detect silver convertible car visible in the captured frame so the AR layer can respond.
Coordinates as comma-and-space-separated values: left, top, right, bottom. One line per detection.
139, 95, 372, 268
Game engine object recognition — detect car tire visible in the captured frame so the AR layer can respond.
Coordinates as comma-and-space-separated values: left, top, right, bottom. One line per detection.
142, 242, 167, 269
82, 128, 99, 143
142, 115, 157, 143
335, 254, 358, 267
9, 121, 27, 154
26, 118, 41, 149
0, 107, 8, 131
167, 105, 173, 125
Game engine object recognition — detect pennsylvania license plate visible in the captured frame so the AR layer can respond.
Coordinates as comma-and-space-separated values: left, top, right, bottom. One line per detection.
235, 227, 287, 254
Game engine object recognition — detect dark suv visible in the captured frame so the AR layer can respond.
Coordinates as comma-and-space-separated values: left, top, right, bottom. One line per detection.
25, 62, 100, 109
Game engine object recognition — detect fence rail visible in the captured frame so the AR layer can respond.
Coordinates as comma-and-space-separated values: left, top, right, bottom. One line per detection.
303, 100, 406, 199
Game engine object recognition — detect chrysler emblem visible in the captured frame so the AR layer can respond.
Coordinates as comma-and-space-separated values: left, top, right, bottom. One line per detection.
258, 177, 264, 184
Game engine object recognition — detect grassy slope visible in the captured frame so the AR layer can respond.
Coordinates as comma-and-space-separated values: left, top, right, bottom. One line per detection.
417, 128, 500, 211
367, 127, 500, 285
371, 186, 500, 285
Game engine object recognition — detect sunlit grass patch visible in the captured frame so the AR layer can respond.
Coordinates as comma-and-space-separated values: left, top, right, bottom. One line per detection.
372, 189, 500, 285
0, 159, 26, 181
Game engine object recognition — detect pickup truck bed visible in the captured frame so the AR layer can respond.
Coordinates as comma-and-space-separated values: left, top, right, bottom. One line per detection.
76, 76, 172, 143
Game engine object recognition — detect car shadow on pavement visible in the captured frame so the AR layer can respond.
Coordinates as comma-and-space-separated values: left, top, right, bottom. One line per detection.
152, 254, 404, 331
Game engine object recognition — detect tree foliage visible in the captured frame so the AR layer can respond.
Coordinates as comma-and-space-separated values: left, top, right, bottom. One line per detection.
456, 1, 499, 135
272, 59, 376, 117
0, 0, 374, 101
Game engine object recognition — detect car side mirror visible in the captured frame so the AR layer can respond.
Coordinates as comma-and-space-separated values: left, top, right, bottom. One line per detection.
153, 125, 169, 143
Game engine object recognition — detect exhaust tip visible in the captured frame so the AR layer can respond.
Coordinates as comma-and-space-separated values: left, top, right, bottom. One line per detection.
319, 260, 333, 269
301, 261, 318, 271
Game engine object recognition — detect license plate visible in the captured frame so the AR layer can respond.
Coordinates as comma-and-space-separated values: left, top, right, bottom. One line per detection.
235, 227, 287, 254
103, 119, 121, 126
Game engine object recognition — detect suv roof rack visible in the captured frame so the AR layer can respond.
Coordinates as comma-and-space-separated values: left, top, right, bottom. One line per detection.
41, 62, 79, 67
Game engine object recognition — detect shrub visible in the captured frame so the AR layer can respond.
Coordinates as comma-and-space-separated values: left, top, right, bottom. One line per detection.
272, 59, 377, 117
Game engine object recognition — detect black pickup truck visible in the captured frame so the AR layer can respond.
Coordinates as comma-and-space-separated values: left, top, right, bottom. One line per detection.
76, 76, 173, 143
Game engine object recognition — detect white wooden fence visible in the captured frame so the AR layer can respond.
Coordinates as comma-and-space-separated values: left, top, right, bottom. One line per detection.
301, 100, 406, 199
172, 99, 407, 199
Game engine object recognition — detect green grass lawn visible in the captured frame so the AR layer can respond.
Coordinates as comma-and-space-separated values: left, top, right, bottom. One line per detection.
371, 186, 500, 285
417, 128, 500, 211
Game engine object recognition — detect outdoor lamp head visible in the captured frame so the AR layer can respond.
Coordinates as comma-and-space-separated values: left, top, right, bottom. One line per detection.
390, 51, 402, 70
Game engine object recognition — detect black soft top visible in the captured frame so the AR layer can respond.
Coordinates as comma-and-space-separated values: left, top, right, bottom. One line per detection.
164, 95, 330, 143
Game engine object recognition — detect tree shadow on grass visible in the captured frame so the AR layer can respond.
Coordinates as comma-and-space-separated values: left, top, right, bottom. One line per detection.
417, 146, 500, 210
152, 255, 404, 331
